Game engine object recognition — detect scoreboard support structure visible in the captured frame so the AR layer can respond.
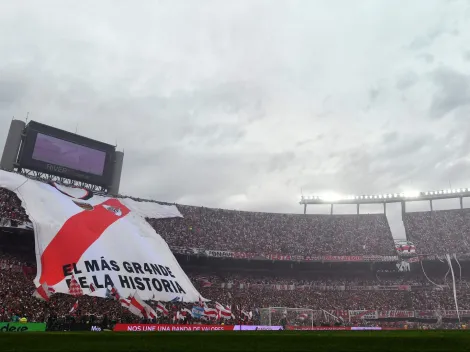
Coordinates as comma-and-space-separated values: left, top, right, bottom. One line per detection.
0, 119, 25, 172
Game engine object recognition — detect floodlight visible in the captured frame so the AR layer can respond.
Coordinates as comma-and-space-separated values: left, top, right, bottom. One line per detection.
321, 193, 342, 202
403, 190, 420, 198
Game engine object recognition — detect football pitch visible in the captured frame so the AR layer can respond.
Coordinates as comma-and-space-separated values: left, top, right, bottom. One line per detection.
1, 331, 469, 352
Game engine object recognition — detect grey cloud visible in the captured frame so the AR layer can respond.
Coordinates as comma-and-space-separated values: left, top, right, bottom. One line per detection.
0, 80, 26, 105
417, 53, 434, 64
429, 67, 470, 119
267, 152, 296, 173
369, 88, 380, 103
396, 71, 419, 91
408, 27, 447, 50
376, 134, 431, 159
122, 147, 294, 206
1, 0, 470, 238
382, 132, 398, 144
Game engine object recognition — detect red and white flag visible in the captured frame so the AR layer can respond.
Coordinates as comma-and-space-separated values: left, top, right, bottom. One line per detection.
110, 286, 121, 300
204, 307, 218, 318
215, 302, 232, 319
119, 297, 131, 308
127, 293, 148, 318
89, 283, 96, 292
69, 276, 83, 297
241, 310, 252, 320
69, 300, 79, 314
0, 171, 202, 301
199, 278, 212, 287
33, 282, 53, 301
156, 302, 169, 316
125, 292, 158, 319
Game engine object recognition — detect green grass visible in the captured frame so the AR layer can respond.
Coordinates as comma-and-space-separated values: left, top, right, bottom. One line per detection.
1, 331, 470, 352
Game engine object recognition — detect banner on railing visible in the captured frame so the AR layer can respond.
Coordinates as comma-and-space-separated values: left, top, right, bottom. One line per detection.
171, 247, 399, 263
113, 324, 283, 332
377, 285, 411, 291
349, 310, 378, 320
377, 310, 414, 319
227, 284, 413, 291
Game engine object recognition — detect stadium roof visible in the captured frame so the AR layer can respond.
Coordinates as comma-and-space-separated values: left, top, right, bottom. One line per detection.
300, 188, 470, 205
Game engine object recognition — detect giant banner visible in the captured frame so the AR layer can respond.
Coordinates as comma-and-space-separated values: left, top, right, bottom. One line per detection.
0, 171, 201, 301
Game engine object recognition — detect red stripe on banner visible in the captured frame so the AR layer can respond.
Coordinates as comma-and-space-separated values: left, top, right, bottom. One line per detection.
39, 199, 130, 286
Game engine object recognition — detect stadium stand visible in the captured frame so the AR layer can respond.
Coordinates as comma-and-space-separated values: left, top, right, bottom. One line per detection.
2, 186, 470, 330
404, 210, 470, 254
148, 205, 396, 255
0, 188, 30, 226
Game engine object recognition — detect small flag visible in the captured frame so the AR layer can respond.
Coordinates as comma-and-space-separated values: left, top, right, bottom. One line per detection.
106, 286, 121, 300
119, 298, 131, 308
89, 283, 96, 292
111, 286, 121, 300
33, 282, 53, 301
70, 300, 79, 314
199, 278, 212, 287
203, 307, 218, 318
156, 302, 169, 316
125, 292, 158, 319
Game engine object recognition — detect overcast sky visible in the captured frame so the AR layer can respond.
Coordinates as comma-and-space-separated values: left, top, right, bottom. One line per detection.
1, 0, 470, 238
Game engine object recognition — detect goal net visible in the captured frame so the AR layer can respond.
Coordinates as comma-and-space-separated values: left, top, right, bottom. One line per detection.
259, 307, 324, 328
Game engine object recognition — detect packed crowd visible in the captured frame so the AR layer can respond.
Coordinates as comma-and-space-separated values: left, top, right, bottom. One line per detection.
148, 205, 396, 256
3, 185, 470, 330
0, 188, 30, 225
404, 209, 470, 254
186, 272, 470, 288
2, 248, 470, 326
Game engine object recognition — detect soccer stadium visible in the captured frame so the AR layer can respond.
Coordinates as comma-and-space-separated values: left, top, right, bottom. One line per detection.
1, 2, 470, 351
1, 119, 470, 351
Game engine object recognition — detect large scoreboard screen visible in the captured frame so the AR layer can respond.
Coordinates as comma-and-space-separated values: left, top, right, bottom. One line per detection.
18, 121, 115, 186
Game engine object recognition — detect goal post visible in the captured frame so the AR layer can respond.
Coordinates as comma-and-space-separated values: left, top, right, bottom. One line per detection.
259, 307, 317, 328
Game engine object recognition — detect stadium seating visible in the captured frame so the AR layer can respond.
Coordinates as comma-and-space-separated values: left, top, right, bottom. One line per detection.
148, 205, 396, 255
0, 188, 30, 226
2, 186, 470, 329
404, 210, 470, 254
